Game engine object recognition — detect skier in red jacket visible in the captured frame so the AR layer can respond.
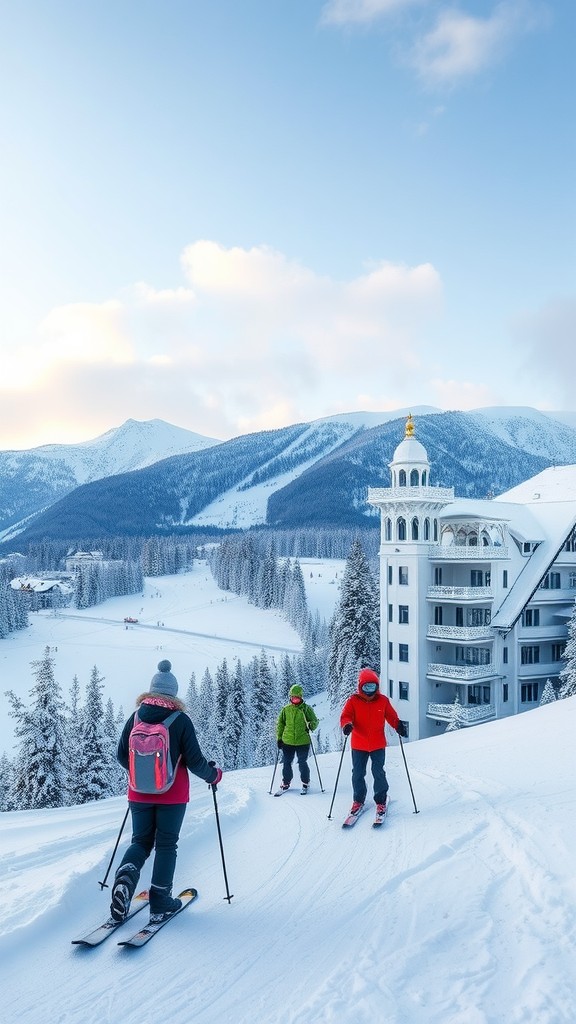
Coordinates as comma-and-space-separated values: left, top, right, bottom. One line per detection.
340, 667, 407, 817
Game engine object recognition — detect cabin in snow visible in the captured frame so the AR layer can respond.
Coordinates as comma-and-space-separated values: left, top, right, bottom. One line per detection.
368, 414, 576, 740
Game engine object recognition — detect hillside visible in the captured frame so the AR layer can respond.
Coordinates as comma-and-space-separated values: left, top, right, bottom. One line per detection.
2, 696, 575, 1024
3, 406, 576, 544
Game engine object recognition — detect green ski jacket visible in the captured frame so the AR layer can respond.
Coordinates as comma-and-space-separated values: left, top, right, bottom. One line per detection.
276, 702, 319, 746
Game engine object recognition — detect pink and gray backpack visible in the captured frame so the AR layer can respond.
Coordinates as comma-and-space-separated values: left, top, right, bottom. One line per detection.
128, 711, 181, 794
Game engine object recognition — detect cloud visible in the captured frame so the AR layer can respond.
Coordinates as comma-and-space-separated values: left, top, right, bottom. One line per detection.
321, 0, 423, 25
0, 241, 446, 448
409, 1, 547, 85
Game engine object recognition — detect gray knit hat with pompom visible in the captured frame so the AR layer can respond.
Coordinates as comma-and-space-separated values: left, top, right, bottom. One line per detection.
150, 659, 179, 697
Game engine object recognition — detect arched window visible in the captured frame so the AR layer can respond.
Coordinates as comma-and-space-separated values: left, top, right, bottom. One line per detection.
410, 469, 419, 486
397, 517, 406, 541
399, 470, 407, 487
385, 518, 392, 541
434, 519, 438, 541
422, 470, 427, 486
412, 517, 419, 540
424, 517, 430, 540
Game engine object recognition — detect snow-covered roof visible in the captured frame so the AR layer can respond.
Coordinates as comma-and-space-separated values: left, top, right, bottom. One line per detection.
490, 466, 576, 631
391, 435, 429, 465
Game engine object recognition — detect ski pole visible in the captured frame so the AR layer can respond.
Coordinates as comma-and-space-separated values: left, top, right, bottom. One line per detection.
307, 731, 325, 792
269, 746, 281, 795
398, 733, 419, 814
210, 781, 234, 903
327, 733, 348, 820
98, 805, 130, 890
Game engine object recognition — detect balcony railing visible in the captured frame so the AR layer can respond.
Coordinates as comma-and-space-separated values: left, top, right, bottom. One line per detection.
430, 545, 508, 560
427, 662, 496, 681
427, 702, 496, 725
427, 586, 493, 601
427, 624, 494, 641
368, 486, 454, 503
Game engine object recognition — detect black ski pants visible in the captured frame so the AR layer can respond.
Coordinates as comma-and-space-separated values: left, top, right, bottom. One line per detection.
119, 802, 187, 891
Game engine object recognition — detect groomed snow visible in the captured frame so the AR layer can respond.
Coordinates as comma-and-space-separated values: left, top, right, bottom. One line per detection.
1, 564, 575, 1024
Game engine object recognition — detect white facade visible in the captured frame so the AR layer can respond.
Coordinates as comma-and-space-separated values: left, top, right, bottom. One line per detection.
368, 415, 576, 740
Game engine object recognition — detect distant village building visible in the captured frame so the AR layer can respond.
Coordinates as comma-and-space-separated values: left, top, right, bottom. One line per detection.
10, 576, 73, 609
65, 550, 104, 572
368, 414, 576, 739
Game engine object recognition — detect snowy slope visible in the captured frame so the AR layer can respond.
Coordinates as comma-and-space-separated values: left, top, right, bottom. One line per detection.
1, 564, 576, 1024
1, 697, 575, 1024
469, 407, 576, 463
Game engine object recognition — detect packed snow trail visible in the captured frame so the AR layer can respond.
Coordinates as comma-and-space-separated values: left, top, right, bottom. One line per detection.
2, 700, 576, 1024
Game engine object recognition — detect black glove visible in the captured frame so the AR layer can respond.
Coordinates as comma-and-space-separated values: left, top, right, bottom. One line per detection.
396, 722, 408, 738
277, 739, 284, 750
342, 723, 353, 736
208, 760, 223, 786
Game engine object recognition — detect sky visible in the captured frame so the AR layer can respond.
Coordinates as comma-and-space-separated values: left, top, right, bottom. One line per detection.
2, 564, 576, 1023
1, 0, 574, 450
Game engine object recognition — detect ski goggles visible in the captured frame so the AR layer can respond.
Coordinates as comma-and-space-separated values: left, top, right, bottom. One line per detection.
360, 682, 378, 695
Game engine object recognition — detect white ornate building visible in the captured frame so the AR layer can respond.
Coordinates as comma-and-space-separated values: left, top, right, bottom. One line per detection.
368, 415, 576, 739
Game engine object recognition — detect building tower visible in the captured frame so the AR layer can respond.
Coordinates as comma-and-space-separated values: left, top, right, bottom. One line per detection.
368, 414, 454, 738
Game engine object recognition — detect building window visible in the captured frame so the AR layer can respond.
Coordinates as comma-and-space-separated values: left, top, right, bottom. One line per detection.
469, 685, 491, 705
399, 566, 408, 585
521, 646, 540, 665
569, 572, 576, 589
551, 643, 564, 662
388, 641, 393, 661
424, 517, 430, 540
411, 517, 419, 540
433, 520, 438, 541
385, 518, 392, 541
399, 643, 409, 663
399, 605, 409, 624
503, 570, 508, 588
540, 572, 561, 590
389, 680, 393, 698
399, 681, 409, 700
434, 566, 442, 585
522, 609, 540, 627
388, 603, 393, 623
410, 469, 419, 486
399, 470, 406, 487
503, 683, 509, 702
468, 608, 491, 626
521, 683, 539, 703
398, 720, 409, 739
503, 647, 508, 665
434, 606, 443, 625
471, 570, 484, 587
397, 518, 406, 541
456, 646, 491, 665
388, 565, 393, 585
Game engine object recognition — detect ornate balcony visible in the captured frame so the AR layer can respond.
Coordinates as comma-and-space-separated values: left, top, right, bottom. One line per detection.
430, 545, 508, 560
427, 586, 493, 601
427, 702, 496, 725
368, 486, 454, 503
427, 624, 494, 641
427, 662, 496, 681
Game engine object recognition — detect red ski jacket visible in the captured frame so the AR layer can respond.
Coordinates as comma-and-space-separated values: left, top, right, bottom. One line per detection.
340, 690, 400, 752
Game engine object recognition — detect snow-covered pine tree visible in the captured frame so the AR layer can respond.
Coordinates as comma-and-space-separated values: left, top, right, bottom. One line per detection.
252, 649, 277, 767
75, 666, 115, 802
0, 752, 15, 811
223, 659, 248, 769
539, 679, 557, 706
6, 646, 68, 809
559, 602, 576, 698
327, 538, 380, 709
445, 692, 465, 731
63, 673, 83, 805
104, 697, 125, 794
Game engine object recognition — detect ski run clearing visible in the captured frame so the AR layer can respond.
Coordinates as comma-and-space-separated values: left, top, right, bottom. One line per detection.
1, 565, 576, 1024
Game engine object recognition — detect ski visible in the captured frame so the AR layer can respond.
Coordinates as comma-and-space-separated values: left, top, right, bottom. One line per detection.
342, 804, 366, 828
373, 801, 390, 828
273, 787, 291, 797
71, 890, 149, 947
118, 888, 198, 948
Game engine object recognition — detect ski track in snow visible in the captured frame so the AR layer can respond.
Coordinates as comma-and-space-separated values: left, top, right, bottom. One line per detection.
2, 726, 576, 1024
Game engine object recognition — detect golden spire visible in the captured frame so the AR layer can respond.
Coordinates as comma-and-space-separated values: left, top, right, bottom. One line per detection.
405, 412, 414, 438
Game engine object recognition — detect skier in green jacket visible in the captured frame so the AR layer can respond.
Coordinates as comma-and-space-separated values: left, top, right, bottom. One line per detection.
276, 684, 319, 793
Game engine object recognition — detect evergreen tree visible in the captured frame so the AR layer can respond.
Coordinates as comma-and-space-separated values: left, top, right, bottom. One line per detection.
6, 647, 67, 809
445, 692, 465, 732
252, 649, 277, 767
104, 697, 125, 794
539, 679, 557, 706
223, 659, 248, 769
559, 603, 576, 698
327, 538, 380, 709
76, 666, 114, 803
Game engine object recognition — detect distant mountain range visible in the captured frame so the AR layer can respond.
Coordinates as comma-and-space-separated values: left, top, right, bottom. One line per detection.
2, 407, 576, 546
